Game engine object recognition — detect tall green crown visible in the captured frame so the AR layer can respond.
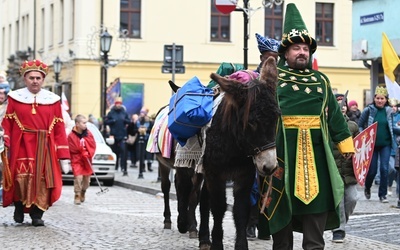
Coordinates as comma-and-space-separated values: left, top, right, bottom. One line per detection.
278, 3, 317, 55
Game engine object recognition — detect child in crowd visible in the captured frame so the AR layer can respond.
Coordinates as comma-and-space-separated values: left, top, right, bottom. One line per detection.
68, 114, 96, 205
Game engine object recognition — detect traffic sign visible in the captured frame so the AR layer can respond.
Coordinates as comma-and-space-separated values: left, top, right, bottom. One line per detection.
215, 0, 238, 14
162, 65, 185, 74
164, 45, 184, 66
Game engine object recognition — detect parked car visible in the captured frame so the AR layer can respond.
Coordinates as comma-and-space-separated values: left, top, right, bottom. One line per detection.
62, 122, 116, 186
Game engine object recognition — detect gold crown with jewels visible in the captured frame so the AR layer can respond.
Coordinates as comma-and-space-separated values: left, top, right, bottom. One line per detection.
19, 59, 49, 77
374, 85, 388, 97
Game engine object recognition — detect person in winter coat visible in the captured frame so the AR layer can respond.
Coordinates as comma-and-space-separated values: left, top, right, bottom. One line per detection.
358, 86, 399, 203
68, 114, 96, 205
104, 97, 130, 176
331, 94, 360, 243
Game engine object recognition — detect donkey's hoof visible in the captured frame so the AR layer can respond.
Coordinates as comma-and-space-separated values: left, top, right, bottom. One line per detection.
163, 222, 172, 230
189, 230, 198, 239
199, 243, 211, 250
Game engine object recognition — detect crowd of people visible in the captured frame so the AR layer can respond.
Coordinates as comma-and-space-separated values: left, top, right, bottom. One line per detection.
0, 4, 399, 250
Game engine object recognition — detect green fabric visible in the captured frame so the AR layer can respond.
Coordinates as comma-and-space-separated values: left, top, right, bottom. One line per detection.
374, 108, 391, 147
332, 116, 359, 185
206, 62, 245, 88
259, 65, 351, 234
278, 3, 317, 57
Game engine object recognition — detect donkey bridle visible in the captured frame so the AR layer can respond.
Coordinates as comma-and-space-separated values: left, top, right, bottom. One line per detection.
248, 141, 276, 157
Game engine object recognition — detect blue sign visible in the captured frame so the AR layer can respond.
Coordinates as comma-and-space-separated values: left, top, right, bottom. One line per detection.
360, 12, 384, 25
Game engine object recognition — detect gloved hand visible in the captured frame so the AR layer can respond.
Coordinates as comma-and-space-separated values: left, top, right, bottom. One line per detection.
60, 159, 70, 174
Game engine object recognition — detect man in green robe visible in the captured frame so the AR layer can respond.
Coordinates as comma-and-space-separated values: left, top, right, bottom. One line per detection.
258, 3, 355, 250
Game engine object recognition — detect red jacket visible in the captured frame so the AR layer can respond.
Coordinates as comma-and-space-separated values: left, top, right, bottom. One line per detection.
68, 127, 96, 176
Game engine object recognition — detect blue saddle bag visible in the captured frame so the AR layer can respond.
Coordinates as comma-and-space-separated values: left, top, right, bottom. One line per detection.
168, 76, 214, 146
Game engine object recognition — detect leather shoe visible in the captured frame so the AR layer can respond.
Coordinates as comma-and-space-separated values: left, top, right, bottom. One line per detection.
364, 188, 371, 200
32, 218, 45, 227
246, 226, 256, 239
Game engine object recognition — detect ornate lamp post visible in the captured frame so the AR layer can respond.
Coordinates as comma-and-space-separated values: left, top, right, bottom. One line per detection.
53, 56, 62, 96
99, 29, 113, 118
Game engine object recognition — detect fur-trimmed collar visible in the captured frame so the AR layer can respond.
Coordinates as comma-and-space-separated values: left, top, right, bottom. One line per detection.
8, 87, 60, 104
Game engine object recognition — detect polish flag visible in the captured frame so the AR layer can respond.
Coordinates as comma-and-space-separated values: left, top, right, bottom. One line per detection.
312, 53, 318, 70
61, 92, 70, 111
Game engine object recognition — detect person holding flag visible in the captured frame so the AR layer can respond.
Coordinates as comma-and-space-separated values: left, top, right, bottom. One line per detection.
358, 86, 399, 203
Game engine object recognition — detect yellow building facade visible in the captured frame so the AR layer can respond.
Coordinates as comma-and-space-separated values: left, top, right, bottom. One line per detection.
0, 0, 370, 118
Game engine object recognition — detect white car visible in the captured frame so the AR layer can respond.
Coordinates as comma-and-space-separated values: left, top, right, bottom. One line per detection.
62, 122, 116, 186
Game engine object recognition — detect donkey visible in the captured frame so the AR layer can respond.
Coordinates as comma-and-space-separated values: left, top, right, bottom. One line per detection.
150, 80, 203, 239
198, 56, 280, 250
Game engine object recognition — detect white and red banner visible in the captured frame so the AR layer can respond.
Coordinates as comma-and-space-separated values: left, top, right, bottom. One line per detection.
352, 122, 377, 186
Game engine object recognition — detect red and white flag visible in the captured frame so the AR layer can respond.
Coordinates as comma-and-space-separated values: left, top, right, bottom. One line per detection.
61, 92, 70, 111
312, 53, 318, 70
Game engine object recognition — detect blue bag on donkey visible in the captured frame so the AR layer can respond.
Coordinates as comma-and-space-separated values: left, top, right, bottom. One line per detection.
168, 76, 214, 146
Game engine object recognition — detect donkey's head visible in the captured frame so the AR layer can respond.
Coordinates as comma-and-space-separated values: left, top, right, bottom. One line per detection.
209, 57, 280, 176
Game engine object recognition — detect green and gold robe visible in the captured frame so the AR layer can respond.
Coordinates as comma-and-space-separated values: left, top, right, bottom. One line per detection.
258, 65, 354, 235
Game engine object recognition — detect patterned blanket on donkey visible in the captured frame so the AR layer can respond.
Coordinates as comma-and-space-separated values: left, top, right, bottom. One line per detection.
146, 106, 173, 158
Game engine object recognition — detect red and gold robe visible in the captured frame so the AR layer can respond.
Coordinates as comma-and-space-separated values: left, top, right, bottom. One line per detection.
1, 88, 70, 211
68, 127, 96, 176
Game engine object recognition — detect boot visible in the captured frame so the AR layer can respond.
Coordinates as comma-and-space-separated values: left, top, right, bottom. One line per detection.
13, 201, 24, 223
147, 162, 153, 172
80, 190, 86, 203
74, 193, 81, 205
30, 205, 45, 227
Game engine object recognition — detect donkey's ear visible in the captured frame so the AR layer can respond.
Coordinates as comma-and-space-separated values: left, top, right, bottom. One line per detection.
210, 73, 239, 94
168, 80, 180, 93
260, 56, 278, 83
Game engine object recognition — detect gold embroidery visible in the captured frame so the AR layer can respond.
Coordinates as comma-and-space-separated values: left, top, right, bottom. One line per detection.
49, 116, 64, 134
283, 116, 320, 204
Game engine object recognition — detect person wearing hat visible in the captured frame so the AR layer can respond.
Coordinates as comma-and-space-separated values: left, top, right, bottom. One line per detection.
104, 96, 130, 176
358, 86, 399, 203
1, 59, 70, 226
347, 100, 361, 124
258, 4, 354, 249
330, 93, 359, 243
255, 33, 280, 72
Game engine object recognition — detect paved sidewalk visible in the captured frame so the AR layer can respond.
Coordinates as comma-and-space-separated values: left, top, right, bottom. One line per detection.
114, 161, 400, 249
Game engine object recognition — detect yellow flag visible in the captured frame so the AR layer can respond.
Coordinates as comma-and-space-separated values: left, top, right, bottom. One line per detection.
382, 32, 400, 100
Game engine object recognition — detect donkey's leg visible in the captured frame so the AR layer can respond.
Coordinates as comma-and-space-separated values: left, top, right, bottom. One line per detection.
175, 167, 193, 234
159, 161, 172, 229
187, 172, 204, 238
208, 175, 227, 250
232, 170, 254, 250
198, 179, 211, 250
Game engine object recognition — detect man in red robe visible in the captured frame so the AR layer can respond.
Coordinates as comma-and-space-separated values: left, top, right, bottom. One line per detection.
68, 114, 96, 205
2, 59, 70, 226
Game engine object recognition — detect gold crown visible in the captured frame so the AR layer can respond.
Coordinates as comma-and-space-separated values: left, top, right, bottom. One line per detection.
19, 59, 49, 77
388, 98, 399, 106
375, 86, 388, 96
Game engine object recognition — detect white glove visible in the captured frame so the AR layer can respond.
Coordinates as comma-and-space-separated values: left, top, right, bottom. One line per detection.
60, 160, 70, 174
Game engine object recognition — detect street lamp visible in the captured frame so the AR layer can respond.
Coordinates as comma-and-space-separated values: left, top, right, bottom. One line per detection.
53, 56, 62, 96
100, 29, 113, 118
